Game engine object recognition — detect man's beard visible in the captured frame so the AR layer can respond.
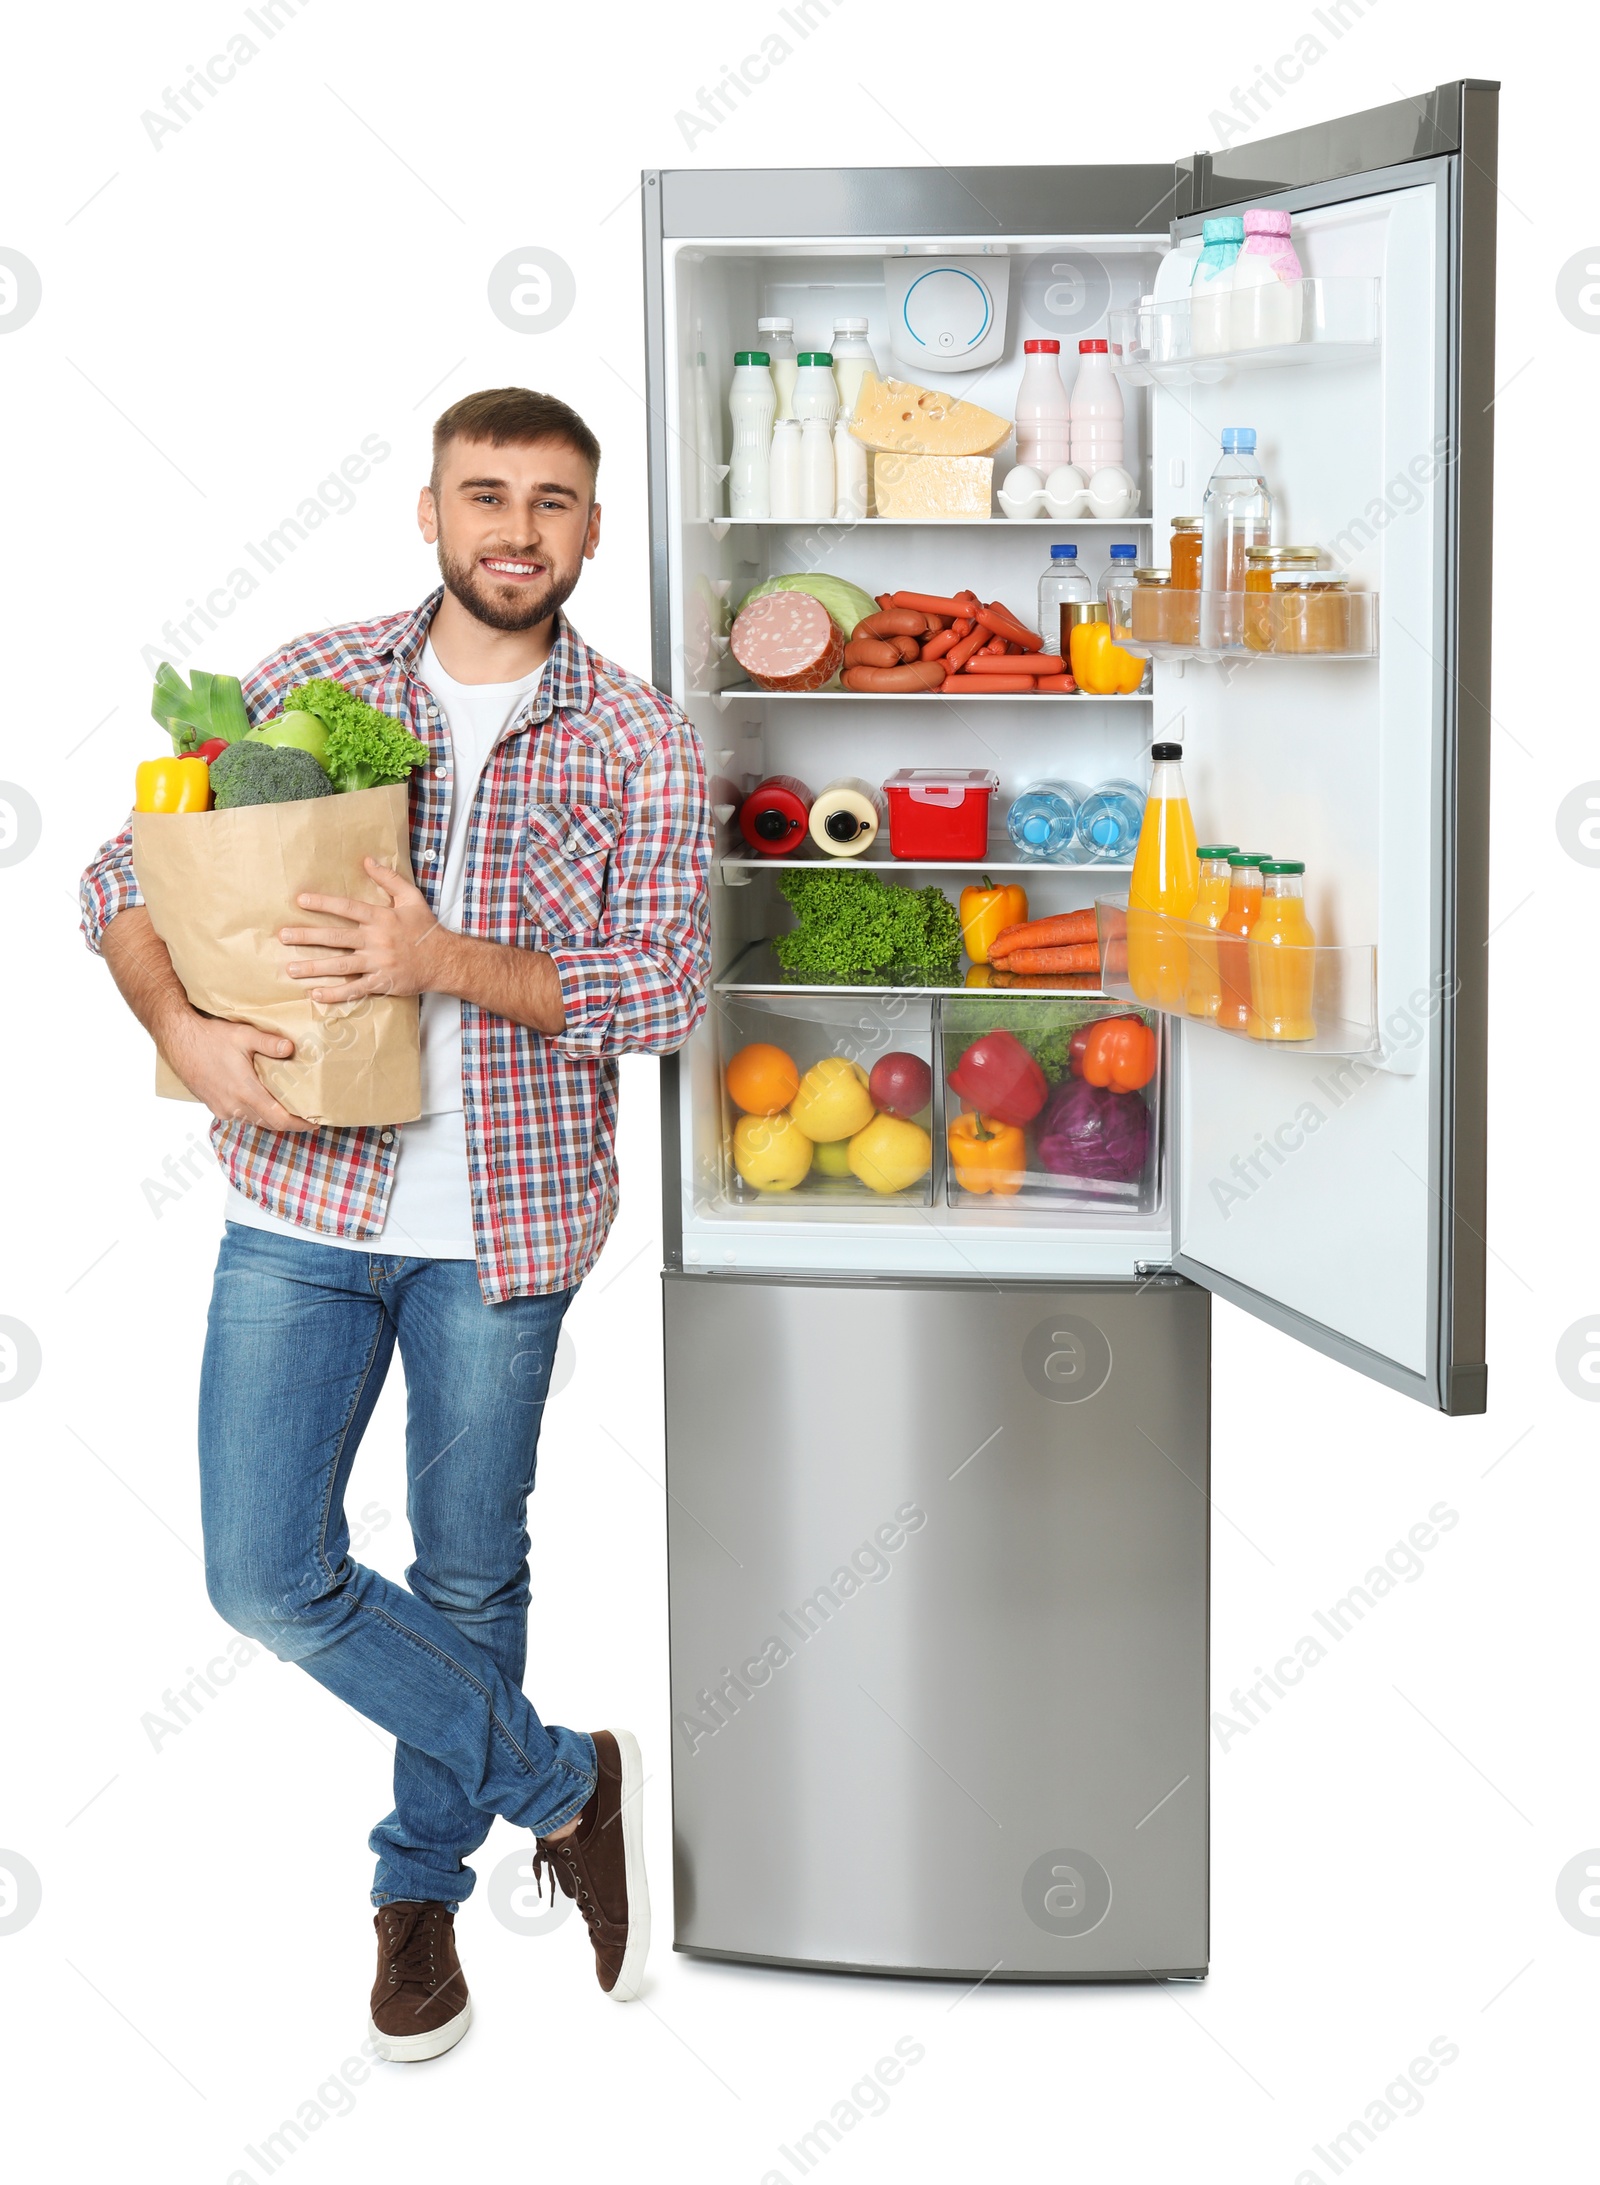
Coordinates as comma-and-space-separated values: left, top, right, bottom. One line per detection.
436, 538, 581, 633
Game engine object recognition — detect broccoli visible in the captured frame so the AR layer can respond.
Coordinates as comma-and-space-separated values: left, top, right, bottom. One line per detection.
210, 739, 336, 809
772, 869, 962, 985
284, 678, 428, 793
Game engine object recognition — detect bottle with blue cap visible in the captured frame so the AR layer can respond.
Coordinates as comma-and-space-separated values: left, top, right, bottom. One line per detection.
1006, 778, 1092, 863
1190, 214, 1245, 356
1037, 542, 1092, 651
1201, 425, 1274, 649
1097, 541, 1139, 612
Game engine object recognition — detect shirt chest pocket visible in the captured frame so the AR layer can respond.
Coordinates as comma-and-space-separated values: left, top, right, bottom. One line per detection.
523, 802, 618, 943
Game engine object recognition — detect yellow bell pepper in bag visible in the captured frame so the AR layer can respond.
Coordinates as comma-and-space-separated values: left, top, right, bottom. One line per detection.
135, 755, 212, 813
1068, 618, 1146, 696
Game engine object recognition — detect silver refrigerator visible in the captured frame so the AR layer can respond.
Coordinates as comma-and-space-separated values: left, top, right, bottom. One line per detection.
640, 80, 1495, 1980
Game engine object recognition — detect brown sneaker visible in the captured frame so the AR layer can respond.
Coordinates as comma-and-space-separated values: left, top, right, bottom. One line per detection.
368, 1900, 472, 2062
533, 1727, 649, 2001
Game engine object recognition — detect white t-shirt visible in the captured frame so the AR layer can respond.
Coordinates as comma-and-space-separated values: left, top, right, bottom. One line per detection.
225, 638, 547, 1259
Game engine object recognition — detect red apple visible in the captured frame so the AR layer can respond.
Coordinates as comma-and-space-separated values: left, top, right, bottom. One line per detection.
868, 1051, 932, 1118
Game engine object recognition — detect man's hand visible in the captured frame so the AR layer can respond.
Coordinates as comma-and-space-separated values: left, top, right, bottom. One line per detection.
161, 1012, 314, 1132
281, 860, 456, 1003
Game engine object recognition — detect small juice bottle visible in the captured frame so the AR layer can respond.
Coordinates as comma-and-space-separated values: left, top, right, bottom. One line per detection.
1249, 860, 1317, 1039
1127, 741, 1200, 1010
1184, 845, 1240, 1019
1215, 853, 1267, 1032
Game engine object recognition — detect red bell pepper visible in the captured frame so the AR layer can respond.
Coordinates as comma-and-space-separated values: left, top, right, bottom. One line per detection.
193, 737, 231, 764
946, 1028, 1047, 1126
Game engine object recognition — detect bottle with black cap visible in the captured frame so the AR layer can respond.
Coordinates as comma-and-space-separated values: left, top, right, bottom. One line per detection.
808, 776, 887, 859
737, 775, 814, 857
1127, 739, 1200, 1009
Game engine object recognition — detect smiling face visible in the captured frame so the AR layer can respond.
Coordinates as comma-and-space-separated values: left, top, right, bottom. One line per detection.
418, 436, 601, 634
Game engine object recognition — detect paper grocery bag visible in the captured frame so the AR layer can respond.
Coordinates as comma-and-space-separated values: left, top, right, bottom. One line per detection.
133, 783, 422, 1128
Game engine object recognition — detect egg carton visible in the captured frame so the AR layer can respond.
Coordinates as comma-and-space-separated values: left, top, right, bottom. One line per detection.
997, 464, 1141, 521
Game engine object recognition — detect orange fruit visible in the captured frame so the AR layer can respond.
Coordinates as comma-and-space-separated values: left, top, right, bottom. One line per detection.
725, 1041, 800, 1115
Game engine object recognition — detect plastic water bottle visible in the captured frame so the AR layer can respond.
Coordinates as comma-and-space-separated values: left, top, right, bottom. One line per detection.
1006, 780, 1090, 863
1200, 425, 1274, 647
1075, 778, 1145, 864
1098, 542, 1139, 607
1037, 544, 1092, 654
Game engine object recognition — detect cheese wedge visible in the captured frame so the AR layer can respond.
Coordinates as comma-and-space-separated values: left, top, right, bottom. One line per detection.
848, 371, 1010, 458
871, 454, 994, 520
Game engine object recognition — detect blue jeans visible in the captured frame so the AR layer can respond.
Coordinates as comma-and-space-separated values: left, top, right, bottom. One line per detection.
199, 1223, 596, 1907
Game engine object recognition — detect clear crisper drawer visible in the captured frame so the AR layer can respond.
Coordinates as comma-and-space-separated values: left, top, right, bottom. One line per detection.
715, 993, 936, 1211
939, 996, 1163, 1216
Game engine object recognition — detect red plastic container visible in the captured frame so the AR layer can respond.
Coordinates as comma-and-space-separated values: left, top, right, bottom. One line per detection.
883, 768, 999, 860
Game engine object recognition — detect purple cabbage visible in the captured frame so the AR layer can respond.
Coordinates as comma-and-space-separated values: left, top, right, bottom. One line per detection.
1035, 1077, 1150, 1183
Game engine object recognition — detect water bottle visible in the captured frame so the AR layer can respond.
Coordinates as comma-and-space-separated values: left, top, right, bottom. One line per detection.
1075, 778, 1145, 864
1098, 542, 1139, 608
1037, 544, 1092, 654
1006, 779, 1090, 863
1200, 425, 1274, 648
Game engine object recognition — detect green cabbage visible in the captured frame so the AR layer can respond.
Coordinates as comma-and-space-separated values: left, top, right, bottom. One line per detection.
738, 571, 880, 640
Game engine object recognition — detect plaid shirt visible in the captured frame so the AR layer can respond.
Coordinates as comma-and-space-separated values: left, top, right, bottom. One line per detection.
80, 590, 711, 1301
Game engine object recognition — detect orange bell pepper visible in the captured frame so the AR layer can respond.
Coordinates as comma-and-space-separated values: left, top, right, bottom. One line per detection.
959, 879, 1029, 965
1074, 1013, 1158, 1093
946, 1111, 1025, 1196
135, 755, 212, 813
1068, 618, 1146, 696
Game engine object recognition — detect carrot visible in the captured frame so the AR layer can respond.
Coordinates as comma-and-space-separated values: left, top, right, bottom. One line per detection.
974, 602, 1044, 652
993, 943, 1101, 975
944, 626, 989, 672
990, 909, 1099, 957
888, 591, 972, 618
962, 653, 1068, 677
921, 627, 960, 660
991, 969, 1103, 990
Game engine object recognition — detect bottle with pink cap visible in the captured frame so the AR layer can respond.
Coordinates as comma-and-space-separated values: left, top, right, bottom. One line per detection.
1069, 339, 1123, 473
1013, 339, 1073, 473
1230, 209, 1305, 351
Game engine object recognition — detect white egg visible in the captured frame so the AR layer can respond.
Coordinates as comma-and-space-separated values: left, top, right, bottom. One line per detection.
1042, 464, 1089, 517
1001, 465, 1044, 499
1087, 465, 1138, 518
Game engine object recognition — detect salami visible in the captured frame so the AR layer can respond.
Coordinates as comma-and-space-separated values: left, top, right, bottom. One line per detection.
730, 592, 845, 692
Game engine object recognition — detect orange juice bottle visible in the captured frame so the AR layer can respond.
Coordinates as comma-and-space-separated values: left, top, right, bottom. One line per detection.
1127, 741, 1200, 1009
1248, 860, 1317, 1039
1215, 853, 1267, 1032
1185, 844, 1240, 1019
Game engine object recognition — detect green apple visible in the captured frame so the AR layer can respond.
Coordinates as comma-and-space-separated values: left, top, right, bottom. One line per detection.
248, 713, 329, 769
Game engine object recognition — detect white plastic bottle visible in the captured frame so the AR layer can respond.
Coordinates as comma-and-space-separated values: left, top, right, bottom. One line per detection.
833, 418, 868, 520
768, 418, 802, 520
1189, 216, 1244, 356
1230, 209, 1304, 351
1015, 340, 1073, 473
692, 348, 721, 520
1200, 426, 1274, 648
758, 317, 798, 421
1069, 340, 1123, 473
830, 320, 878, 421
1038, 543, 1092, 651
791, 352, 840, 423
798, 418, 836, 521
727, 351, 775, 520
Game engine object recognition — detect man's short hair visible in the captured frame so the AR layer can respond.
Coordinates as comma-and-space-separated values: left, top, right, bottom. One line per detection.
430, 388, 601, 495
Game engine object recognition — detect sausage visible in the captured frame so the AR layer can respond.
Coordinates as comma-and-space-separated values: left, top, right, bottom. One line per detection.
852, 608, 930, 640
962, 653, 1068, 677
841, 661, 949, 693
730, 593, 846, 691
844, 633, 921, 668
887, 591, 973, 618
974, 602, 1044, 652
944, 671, 1036, 692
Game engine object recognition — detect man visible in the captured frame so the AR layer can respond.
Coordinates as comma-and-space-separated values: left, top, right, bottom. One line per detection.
79, 387, 711, 2058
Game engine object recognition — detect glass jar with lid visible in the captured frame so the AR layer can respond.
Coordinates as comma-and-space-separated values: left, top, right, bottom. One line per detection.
1126, 567, 1178, 649
1243, 545, 1323, 649
1170, 516, 1202, 590
1272, 577, 1356, 654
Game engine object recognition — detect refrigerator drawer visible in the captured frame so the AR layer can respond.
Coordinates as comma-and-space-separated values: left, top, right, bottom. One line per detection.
664, 1271, 1210, 1980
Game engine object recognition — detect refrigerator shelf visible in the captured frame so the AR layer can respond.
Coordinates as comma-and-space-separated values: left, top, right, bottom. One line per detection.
1115, 588, 1378, 664
720, 843, 1133, 878
700, 516, 1154, 533
716, 940, 1107, 999
1107, 276, 1381, 387
690, 683, 1153, 705
1094, 901, 1379, 1056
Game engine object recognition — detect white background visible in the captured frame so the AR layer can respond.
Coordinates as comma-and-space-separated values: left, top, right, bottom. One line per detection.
2, 3, 1595, 2180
